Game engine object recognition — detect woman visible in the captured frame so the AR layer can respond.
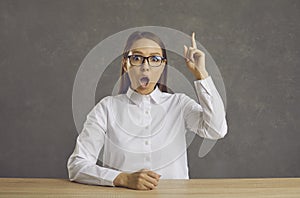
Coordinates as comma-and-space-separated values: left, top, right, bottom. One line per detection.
67, 31, 227, 190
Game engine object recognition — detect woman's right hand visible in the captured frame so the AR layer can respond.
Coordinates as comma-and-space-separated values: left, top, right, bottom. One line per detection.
113, 169, 161, 190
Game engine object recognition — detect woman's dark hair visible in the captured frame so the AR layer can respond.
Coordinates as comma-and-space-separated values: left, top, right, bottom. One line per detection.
118, 31, 169, 94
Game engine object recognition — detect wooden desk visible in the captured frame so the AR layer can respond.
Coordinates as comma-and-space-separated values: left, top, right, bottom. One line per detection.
0, 178, 299, 197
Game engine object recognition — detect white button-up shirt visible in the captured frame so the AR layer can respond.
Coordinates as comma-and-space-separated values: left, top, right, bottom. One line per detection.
67, 76, 227, 186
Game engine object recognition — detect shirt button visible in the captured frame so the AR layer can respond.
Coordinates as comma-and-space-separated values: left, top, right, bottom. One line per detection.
145, 140, 149, 145
145, 126, 149, 129
145, 111, 149, 114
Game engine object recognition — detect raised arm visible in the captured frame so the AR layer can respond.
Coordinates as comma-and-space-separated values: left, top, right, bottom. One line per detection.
182, 32, 227, 139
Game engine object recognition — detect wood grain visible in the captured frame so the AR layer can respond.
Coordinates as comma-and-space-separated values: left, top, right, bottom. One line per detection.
0, 178, 299, 198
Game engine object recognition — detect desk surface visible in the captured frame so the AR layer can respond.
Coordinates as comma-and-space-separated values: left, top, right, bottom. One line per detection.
0, 178, 299, 198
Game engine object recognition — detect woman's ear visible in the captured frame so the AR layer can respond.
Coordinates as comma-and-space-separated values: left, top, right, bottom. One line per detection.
122, 57, 128, 72
163, 59, 167, 66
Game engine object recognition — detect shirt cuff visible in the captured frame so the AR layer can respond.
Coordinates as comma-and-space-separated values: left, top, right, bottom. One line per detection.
194, 76, 214, 96
103, 169, 122, 187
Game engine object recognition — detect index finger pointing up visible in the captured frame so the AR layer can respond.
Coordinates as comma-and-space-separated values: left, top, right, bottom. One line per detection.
192, 32, 197, 49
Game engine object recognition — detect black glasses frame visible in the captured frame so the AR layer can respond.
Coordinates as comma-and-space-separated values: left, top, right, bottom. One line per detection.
127, 55, 166, 67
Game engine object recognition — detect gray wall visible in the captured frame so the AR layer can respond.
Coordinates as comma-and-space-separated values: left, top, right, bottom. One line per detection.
0, 0, 299, 178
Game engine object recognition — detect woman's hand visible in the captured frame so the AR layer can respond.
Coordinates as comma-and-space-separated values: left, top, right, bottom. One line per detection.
113, 169, 161, 190
184, 32, 209, 80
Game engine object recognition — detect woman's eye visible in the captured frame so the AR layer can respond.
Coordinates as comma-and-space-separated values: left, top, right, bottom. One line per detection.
150, 56, 161, 62
132, 56, 141, 61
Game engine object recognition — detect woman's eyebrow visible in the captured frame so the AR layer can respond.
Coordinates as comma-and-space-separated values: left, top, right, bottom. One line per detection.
131, 50, 162, 55
150, 52, 162, 55
131, 50, 143, 54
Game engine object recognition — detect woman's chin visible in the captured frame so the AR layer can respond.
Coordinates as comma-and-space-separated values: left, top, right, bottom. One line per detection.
139, 83, 149, 89
135, 83, 156, 94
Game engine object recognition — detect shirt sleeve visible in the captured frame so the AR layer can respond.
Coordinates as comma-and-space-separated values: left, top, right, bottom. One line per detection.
181, 76, 228, 140
67, 96, 122, 187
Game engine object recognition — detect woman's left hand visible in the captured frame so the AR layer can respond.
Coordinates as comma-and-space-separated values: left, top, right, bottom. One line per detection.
184, 32, 209, 80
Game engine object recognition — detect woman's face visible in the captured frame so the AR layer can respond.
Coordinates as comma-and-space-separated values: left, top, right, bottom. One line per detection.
124, 38, 166, 95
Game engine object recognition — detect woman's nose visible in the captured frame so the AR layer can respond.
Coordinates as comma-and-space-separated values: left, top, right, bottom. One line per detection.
140, 61, 150, 72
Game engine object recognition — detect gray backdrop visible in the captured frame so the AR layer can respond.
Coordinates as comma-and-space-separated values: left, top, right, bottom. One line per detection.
0, 0, 299, 179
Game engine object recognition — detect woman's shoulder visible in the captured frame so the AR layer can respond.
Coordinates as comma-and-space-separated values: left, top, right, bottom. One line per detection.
161, 91, 189, 97
160, 91, 191, 103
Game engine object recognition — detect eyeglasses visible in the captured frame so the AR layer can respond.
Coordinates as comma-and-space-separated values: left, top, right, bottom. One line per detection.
127, 55, 166, 67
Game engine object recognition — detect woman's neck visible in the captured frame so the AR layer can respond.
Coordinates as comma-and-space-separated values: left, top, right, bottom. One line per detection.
131, 85, 155, 95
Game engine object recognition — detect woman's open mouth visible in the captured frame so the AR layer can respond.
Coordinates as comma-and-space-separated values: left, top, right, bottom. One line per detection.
139, 76, 150, 88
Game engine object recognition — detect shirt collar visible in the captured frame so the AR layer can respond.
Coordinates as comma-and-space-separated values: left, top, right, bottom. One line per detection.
126, 86, 162, 105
